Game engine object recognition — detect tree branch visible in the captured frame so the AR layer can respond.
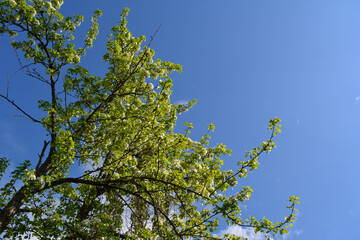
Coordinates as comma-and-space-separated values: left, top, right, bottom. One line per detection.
35, 140, 50, 174
0, 94, 41, 123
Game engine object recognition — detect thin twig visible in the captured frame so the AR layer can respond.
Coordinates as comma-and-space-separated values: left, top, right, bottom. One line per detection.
0, 94, 41, 123
0, 114, 36, 121
36, 141, 50, 173
6, 74, 9, 98
147, 24, 162, 47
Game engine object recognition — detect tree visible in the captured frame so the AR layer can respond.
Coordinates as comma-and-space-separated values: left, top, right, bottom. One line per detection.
0, 0, 299, 239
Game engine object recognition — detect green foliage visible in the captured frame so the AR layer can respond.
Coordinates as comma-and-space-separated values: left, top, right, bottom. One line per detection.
0, 1, 299, 239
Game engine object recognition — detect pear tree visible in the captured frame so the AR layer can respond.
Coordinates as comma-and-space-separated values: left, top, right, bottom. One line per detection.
0, 0, 299, 239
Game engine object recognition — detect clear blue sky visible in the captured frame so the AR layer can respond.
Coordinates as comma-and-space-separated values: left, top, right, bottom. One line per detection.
1, 1, 360, 239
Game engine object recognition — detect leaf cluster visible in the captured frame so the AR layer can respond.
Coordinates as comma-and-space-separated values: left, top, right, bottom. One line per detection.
0, 1, 299, 239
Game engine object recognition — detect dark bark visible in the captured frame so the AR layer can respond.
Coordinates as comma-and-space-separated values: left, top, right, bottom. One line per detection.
0, 186, 26, 233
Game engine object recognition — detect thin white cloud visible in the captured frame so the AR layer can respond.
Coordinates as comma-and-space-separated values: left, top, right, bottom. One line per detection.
217, 225, 303, 240
355, 96, 360, 103
283, 229, 303, 239
217, 226, 267, 240
174, 100, 188, 105
0, 132, 27, 155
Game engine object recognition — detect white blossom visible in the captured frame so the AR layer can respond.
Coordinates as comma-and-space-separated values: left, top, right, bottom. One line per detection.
148, 82, 154, 90
93, 218, 101, 224
8, 0, 16, 6
200, 148, 207, 156
31, 10, 37, 18
37, 177, 45, 188
48, 2, 55, 11
173, 159, 181, 168
202, 208, 211, 214
28, 173, 36, 181
73, 55, 80, 63
113, 172, 119, 179
83, 219, 90, 225
144, 70, 150, 78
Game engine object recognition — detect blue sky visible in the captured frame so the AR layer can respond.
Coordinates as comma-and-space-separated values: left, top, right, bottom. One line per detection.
1, 1, 360, 239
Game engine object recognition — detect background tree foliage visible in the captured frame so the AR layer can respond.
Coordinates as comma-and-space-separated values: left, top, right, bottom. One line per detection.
0, 0, 299, 239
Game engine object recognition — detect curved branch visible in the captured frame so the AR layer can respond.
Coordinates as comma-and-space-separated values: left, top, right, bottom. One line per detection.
0, 94, 41, 123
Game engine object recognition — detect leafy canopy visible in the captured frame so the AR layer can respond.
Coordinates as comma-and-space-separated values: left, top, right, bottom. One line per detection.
0, 0, 299, 239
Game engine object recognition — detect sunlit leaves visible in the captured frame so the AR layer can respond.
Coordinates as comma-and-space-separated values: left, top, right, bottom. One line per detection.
0, 1, 299, 239
0, 0, 100, 74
